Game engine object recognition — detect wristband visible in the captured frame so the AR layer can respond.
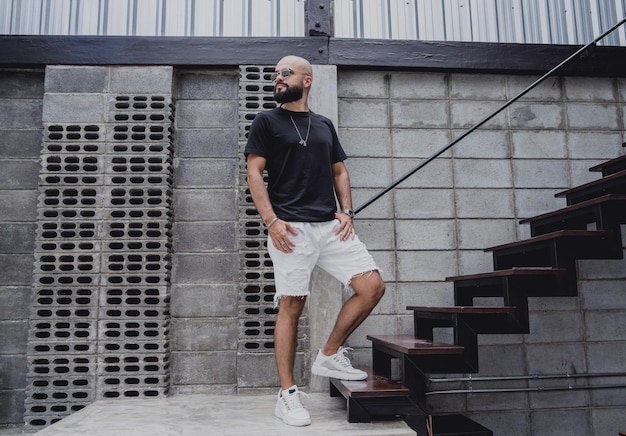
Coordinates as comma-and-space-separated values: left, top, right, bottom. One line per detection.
265, 217, 279, 229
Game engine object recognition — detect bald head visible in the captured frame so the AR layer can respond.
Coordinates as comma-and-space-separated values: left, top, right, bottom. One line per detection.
277, 55, 313, 78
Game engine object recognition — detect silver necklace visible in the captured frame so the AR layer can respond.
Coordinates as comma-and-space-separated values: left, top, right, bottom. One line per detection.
288, 112, 311, 146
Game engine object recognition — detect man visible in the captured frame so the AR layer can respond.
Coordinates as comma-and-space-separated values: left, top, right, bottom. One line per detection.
245, 55, 385, 427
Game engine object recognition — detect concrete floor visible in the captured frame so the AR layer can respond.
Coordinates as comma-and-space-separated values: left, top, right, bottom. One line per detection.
4, 393, 415, 436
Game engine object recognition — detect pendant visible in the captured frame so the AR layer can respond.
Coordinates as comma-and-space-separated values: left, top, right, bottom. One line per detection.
299, 139, 307, 146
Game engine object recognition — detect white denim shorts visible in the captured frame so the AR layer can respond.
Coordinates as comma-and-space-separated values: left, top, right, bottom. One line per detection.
267, 220, 380, 306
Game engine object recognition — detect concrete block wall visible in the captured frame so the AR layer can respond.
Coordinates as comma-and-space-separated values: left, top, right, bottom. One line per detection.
0, 69, 44, 425
338, 70, 626, 436
170, 70, 242, 394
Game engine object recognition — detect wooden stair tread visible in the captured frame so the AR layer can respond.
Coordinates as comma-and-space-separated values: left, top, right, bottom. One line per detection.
589, 154, 626, 175
519, 194, 626, 224
483, 229, 612, 252
446, 267, 566, 282
407, 305, 516, 314
367, 334, 464, 355
554, 169, 626, 199
330, 368, 409, 398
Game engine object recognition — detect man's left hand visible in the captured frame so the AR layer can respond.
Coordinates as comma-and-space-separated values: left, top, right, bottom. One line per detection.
335, 213, 355, 241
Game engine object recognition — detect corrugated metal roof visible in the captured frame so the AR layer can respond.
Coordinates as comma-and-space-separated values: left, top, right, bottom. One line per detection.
0, 0, 624, 45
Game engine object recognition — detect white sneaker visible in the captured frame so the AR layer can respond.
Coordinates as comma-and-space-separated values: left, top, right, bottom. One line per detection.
274, 385, 311, 426
311, 346, 368, 380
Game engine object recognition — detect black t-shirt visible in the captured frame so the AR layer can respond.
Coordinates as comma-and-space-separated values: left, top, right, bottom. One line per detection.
245, 107, 347, 222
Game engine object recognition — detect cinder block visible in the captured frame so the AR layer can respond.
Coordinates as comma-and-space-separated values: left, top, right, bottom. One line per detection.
451, 100, 507, 129
512, 159, 569, 189
0, 100, 43, 129
338, 128, 391, 157
455, 188, 514, 218
172, 221, 237, 252
507, 75, 562, 101
511, 130, 567, 159
397, 281, 453, 309
354, 219, 394, 250
394, 188, 455, 219
584, 310, 626, 341
564, 77, 617, 101
109, 66, 173, 94
0, 71, 44, 98
172, 253, 239, 284
450, 74, 506, 100
174, 129, 239, 158
392, 100, 449, 128
566, 131, 624, 159
0, 354, 27, 388
171, 318, 238, 351
0, 287, 31, 321
396, 219, 456, 250
337, 71, 388, 98
0, 321, 28, 353
0, 254, 35, 285
457, 219, 516, 250
509, 102, 565, 129
0, 223, 36, 253
170, 284, 238, 318
349, 314, 400, 348
173, 158, 238, 188
531, 408, 591, 436
566, 102, 620, 130
390, 72, 447, 99
176, 70, 238, 100
454, 158, 512, 188
527, 310, 582, 343
0, 389, 26, 424
0, 160, 39, 189
172, 189, 237, 221
580, 280, 626, 310
397, 250, 457, 282
0, 190, 38, 220
170, 351, 236, 385
578, 257, 626, 280
391, 128, 450, 158
45, 66, 108, 93
237, 352, 303, 388
525, 342, 585, 374
591, 408, 626, 435
458, 249, 492, 275
0, 130, 43, 158
467, 386, 528, 412
514, 188, 564, 218
530, 387, 589, 410
351, 188, 394, 219
586, 342, 626, 374
345, 158, 392, 188
338, 99, 388, 128
42, 94, 106, 123
452, 129, 510, 159
175, 101, 237, 129
393, 158, 453, 188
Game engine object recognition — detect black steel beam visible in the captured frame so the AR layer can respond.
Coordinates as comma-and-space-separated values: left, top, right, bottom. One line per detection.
0, 35, 625, 77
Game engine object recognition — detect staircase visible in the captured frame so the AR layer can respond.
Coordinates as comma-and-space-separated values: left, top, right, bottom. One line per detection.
330, 151, 626, 435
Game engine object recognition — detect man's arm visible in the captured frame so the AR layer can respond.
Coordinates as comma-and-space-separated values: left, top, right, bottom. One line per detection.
332, 161, 355, 240
247, 153, 297, 251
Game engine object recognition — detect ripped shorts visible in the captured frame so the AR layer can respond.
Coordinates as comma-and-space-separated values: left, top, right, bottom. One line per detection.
267, 220, 380, 307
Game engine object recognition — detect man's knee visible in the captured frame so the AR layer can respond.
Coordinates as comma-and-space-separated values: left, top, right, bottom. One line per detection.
277, 295, 307, 318
352, 271, 385, 305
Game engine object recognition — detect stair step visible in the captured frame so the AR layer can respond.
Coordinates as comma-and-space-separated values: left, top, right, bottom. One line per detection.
554, 168, 626, 205
408, 305, 526, 336
484, 229, 622, 269
329, 368, 426, 430
447, 268, 573, 305
330, 368, 409, 398
367, 334, 464, 356
589, 153, 626, 176
519, 194, 626, 236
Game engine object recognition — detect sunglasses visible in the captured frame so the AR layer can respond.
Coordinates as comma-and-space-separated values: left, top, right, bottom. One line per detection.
270, 68, 308, 82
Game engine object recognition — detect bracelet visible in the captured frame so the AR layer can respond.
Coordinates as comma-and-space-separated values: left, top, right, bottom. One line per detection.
265, 217, 279, 229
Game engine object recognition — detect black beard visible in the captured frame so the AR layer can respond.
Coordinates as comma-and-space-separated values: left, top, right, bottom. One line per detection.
274, 83, 303, 104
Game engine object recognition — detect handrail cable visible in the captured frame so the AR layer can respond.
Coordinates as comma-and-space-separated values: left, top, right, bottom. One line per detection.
353, 16, 626, 215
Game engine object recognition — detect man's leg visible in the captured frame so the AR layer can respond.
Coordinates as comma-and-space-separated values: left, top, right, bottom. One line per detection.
274, 295, 307, 389
321, 270, 384, 356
